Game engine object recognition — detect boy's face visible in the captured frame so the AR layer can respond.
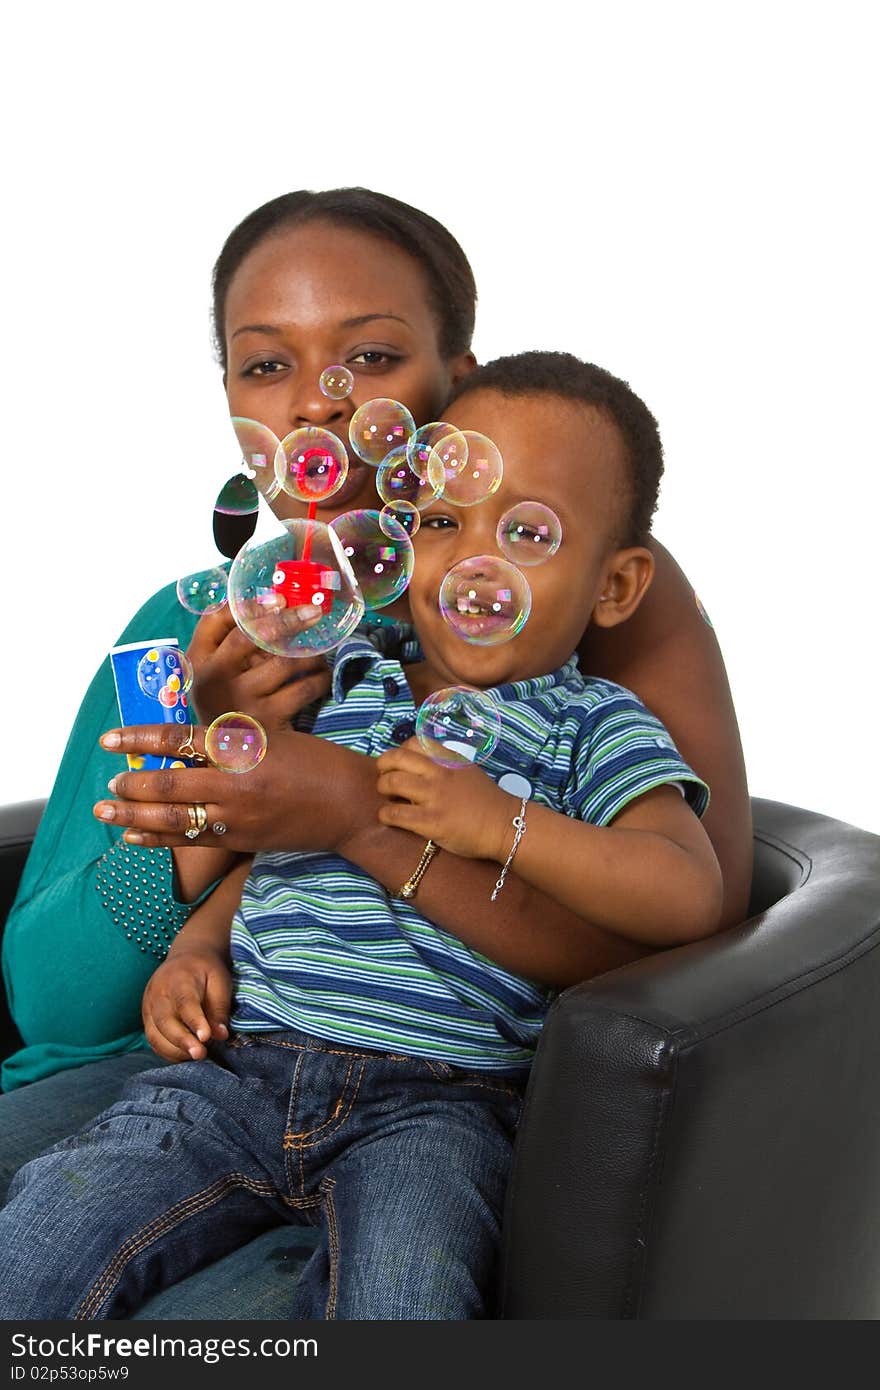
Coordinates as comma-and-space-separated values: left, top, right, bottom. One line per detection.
408, 389, 634, 691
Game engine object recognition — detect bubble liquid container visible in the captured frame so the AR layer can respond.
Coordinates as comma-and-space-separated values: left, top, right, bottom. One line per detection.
109, 639, 195, 771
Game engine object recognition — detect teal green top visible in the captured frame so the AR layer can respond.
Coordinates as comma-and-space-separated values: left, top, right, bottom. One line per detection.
1, 582, 201, 1091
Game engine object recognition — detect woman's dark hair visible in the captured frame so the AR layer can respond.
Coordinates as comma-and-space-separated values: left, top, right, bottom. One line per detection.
212, 188, 477, 372
446, 350, 664, 546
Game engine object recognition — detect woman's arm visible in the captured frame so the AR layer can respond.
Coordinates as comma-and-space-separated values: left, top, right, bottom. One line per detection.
99, 725, 660, 991
1, 585, 216, 1069
579, 539, 753, 928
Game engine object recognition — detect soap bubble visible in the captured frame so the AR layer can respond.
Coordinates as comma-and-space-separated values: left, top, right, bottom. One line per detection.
176, 568, 229, 615
137, 647, 194, 704
319, 365, 354, 400
430, 430, 503, 506
496, 502, 562, 566
408, 422, 468, 486
329, 509, 414, 610
380, 501, 420, 537
205, 712, 268, 775
276, 428, 349, 503
214, 474, 258, 517
376, 445, 440, 510
230, 417, 282, 502
349, 399, 415, 466
228, 517, 364, 657
415, 686, 502, 768
439, 556, 531, 646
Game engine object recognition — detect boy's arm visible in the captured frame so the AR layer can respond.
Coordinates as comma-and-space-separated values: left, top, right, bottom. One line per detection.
142, 856, 252, 1062
495, 785, 723, 947
373, 743, 721, 988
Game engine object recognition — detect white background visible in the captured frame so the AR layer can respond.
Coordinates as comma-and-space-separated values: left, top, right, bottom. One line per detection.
1, 1, 877, 832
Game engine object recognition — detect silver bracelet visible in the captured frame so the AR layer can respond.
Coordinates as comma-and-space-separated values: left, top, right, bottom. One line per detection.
490, 797, 529, 902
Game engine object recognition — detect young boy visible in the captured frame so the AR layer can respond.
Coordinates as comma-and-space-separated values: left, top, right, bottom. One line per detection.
0, 352, 721, 1321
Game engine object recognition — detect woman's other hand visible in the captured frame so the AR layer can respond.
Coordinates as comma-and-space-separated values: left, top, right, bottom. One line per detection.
187, 602, 331, 728
94, 724, 378, 856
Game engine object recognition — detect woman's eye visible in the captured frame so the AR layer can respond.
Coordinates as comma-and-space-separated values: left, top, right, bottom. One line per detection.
245, 360, 286, 377
349, 351, 401, 368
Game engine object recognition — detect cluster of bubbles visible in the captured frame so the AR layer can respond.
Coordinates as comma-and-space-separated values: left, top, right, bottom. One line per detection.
173, 367, 565, 774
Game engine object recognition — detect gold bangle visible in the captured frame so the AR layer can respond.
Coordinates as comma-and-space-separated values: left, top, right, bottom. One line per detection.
397, 839, 440, 899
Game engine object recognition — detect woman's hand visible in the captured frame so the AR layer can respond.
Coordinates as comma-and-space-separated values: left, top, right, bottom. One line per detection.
142, 946, 232, 1062
94, 724, 379, 855
187, 602, 330, 729
375, 738, 515, 862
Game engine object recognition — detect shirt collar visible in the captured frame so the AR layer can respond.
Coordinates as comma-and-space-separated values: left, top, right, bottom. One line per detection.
330, 635, 386, 703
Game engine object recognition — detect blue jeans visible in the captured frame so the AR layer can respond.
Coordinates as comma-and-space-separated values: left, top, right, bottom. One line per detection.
0, 1029, 524, 1320
0, 1052, 157, 1205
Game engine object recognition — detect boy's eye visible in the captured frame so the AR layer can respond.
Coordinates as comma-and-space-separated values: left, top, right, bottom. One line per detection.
421, 515, 457, 530
500, 523, 556, 550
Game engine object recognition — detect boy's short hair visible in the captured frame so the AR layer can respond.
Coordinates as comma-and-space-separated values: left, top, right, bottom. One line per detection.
446, 351, 663, 546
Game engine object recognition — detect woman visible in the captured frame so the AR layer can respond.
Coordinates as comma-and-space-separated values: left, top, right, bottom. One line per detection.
0, 188, 751, 1166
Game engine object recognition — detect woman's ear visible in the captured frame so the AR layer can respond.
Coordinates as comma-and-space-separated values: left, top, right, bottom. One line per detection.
449, 351, 478, 388
591, 547, 655, 628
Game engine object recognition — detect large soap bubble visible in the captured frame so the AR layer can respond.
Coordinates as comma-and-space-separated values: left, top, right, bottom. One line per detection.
415, 686, 502, 768
176, 568, 228, 616
380, 500, 419, 537
329, 509, 414, 610
376, 445, 440, 511
319, 365, 354, 400
349, 399, 416, 467
205, 712, 268, 774
228, 518, 364, 657
496, 502, 562, 566
406, 422, 468, 484
230, 417, 282, 502
439, 556, 532, 646
276, 428, 349, 503
137, 647, 194, 706
429, 430, 503, 506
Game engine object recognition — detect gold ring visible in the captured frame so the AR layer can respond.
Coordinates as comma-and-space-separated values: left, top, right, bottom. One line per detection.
177, 734, 207, 765
185, 803, 208, 840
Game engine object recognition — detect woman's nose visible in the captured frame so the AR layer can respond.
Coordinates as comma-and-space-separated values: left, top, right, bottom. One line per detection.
286, 374, 351, 432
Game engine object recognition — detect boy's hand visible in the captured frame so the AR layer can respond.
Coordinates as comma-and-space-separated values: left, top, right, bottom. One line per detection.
187, 602, 331, 730
142, 947, 233, 1063
375, 738, 515, 862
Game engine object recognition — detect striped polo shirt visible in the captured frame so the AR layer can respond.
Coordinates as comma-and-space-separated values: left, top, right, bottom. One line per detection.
229, 635, 709, 1073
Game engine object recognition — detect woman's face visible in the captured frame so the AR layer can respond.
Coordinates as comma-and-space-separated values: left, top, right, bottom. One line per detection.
224, 220, 476, 520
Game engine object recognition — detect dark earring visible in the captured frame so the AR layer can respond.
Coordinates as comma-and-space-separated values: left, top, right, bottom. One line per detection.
213, 473, 259, 561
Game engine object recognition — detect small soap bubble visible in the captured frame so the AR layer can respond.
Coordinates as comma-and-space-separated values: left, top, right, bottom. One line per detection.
496, 502, 562, 566
176, 568, 229, 615
230, 418, 282, 502
205, 712, 268, 775
430, 430, 503, 506
227, 518, 364, 657
376, 445, 440, 511
406, 422, 468, 484
319, 365, 355, 400
276, 428, 349, 503
137, 647, 194, 705
439, 556, 531, 646
329, 509, 414, 610
380, 501, 420, 537
415, 686, 502, 769
348, 398, 416, 467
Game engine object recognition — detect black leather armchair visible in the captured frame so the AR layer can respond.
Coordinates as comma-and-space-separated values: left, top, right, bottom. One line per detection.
3, 797, 880, 1319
